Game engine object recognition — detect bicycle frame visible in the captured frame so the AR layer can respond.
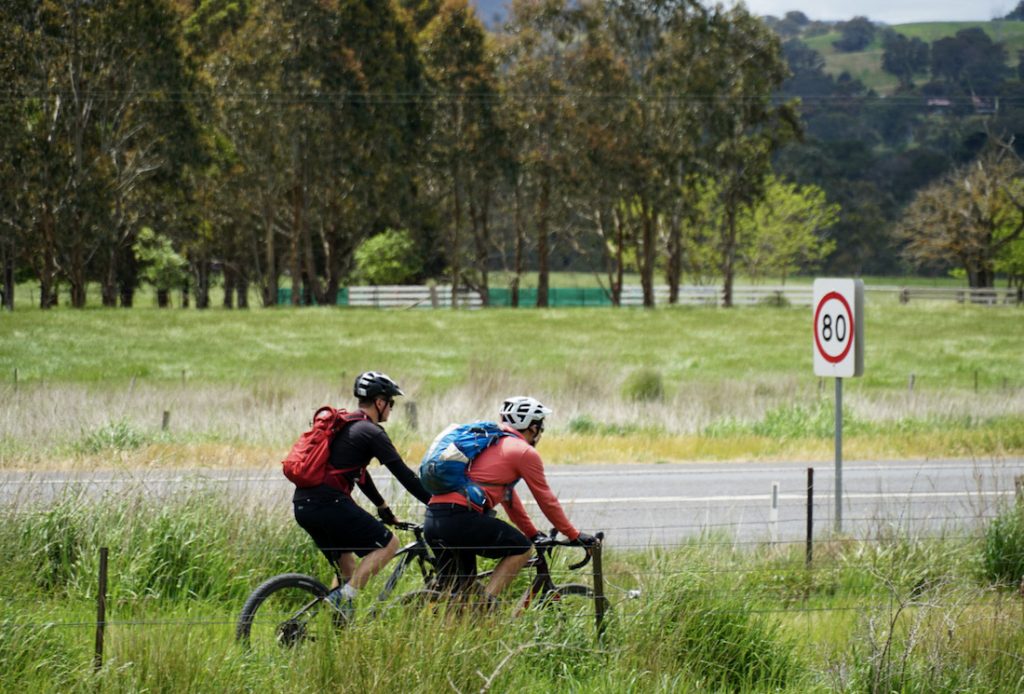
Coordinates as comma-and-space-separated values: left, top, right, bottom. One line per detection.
375, 522, 439, 604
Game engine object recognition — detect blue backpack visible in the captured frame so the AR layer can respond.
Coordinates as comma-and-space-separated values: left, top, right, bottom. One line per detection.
419, 421, 511, 510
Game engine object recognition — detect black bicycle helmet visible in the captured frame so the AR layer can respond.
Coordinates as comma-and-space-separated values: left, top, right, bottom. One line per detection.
353, 371, 404, 399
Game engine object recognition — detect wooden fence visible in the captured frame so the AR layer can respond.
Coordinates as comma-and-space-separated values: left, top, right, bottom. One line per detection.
278, 284, 1024, 308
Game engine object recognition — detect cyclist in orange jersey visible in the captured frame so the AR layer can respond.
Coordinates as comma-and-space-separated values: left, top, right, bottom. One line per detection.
424, 396, 597, 602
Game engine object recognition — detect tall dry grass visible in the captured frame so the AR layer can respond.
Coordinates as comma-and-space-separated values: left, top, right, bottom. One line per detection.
2, 372, 1023, 469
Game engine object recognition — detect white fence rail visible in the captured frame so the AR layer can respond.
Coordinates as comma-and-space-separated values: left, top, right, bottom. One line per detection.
347, 285, 483, 309
343, 284, 1022, 308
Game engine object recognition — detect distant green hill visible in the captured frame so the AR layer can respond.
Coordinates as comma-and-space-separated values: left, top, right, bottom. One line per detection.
800, 20, 1024, 94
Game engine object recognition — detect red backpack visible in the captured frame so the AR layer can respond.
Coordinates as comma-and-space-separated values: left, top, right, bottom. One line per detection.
282, 406, 369, 491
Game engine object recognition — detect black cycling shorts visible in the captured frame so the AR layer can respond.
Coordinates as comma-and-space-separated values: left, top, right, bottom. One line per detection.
293, 495, 393, 564
424, 503, 532, 587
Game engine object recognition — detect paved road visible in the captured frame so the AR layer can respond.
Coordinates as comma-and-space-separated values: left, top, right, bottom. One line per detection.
4, 457, 1021, 548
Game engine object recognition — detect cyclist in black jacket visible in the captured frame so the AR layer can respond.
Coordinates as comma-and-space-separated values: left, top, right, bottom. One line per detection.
293, 371, 431, 623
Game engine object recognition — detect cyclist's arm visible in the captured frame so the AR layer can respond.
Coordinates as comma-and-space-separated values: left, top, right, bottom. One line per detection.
518, 450, 580, 540
356, 470, 386, 507
371, 430, 432, 505
501, 490, 540, 538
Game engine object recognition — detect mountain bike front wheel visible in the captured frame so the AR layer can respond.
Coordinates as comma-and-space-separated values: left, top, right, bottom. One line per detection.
236, 573, 332, 652
535, 583, 610, 623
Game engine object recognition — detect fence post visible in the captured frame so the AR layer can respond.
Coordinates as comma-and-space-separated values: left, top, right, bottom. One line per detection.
769, 482, 779, 544
13, 368, 17, 393
161, 410, 171, 432
406, 401, 418, 431
806, 468, 814, 567
908, 373, 915, 392
94, 547, 108, 671
592, 539, 607, 639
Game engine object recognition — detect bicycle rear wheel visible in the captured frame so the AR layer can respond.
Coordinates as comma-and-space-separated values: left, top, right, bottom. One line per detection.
236, 573, 332, 652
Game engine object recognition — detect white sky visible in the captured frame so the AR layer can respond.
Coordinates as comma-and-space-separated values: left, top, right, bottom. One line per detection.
734, 0, 1009, 24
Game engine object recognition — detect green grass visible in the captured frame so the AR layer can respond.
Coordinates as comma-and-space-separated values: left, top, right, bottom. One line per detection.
1, 488, 1022, 692
801, 20, 1024, 95
1, 298, 1022, 467
2, 300, 1020, 389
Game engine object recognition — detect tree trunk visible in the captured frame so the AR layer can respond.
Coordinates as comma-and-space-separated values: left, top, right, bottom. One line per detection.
157, 288, 170, 308
290, 186, 302, 306
301, 219, 322, 305
223, 263, 236, 309
68, 237, 87, 308
511, 176, 524, 308
537, 168, 550, 308
667, 213, 681, 305
722, 207, 737, 308
599, 207, 622, 307
193, 257, 210, 309
640, 198, 656, 308
119, 244, 138, 308
101, 248, 118, 307
2, 238, 14, 311
470, 189, 491, 306
451, 161, 463, 309
263, 204, 278, 307
237, 274, 250, 309
181, 278, 190, 308
38, 206, 57, 310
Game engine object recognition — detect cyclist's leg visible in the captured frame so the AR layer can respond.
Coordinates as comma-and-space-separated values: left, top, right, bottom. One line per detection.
484, 551, 531, 597
349, 533, 398, 589
331, 553, 355, 589
461, 513, 533, 598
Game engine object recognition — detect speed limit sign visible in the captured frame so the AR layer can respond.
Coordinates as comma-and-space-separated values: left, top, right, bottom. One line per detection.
813, 279, 864, 377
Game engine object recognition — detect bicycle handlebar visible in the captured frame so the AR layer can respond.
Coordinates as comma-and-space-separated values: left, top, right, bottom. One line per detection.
536, 530, 605, 571
392, 521, 604, 572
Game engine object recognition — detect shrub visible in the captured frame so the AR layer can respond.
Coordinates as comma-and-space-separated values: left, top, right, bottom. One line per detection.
621, 368, 664, 402
982, 502, 1024, 587
651, 586, 798, 690
353, 228, 423, 285
77, 419, 148, 454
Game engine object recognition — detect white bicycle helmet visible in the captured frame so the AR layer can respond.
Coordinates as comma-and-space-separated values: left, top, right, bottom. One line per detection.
354, 371, 404, 399
499, 396, 552, 430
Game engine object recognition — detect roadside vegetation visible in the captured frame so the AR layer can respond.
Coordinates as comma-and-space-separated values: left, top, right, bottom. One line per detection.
2, 485, 1024, 692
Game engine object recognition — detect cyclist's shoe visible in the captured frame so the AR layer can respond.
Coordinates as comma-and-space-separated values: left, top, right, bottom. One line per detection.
325, 588, 355, 627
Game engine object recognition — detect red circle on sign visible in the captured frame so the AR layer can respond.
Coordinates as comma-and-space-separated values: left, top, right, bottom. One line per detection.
814, 291, 854, 364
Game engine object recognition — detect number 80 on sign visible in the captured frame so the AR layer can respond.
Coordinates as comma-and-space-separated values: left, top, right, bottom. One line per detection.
813, 279, 864, 378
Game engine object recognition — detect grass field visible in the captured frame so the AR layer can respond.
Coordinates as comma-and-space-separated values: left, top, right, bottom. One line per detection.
1, 299, 1022, 469
801, 20, 1024, 94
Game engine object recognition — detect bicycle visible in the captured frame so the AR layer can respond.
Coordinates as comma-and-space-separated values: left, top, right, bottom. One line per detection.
396, 530, 608, 621
236, 523, 607, 651
235, 521, 436, 651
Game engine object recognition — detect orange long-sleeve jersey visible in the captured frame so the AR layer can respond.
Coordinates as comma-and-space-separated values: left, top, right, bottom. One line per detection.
428, 425, 580, 541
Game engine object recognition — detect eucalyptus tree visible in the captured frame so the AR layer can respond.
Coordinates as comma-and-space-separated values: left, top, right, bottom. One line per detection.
502, 0, 582, 307
698, 5, 799, 306
418, 0, 507, 305
4, 0, 200, 309
0, 1, 34, 309
561, 5, 635, 305
199, 0, 426, 306
595, 0, 717, 307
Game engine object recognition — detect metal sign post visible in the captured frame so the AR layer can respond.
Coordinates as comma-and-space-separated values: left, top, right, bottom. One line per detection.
813, 279, 864, 533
